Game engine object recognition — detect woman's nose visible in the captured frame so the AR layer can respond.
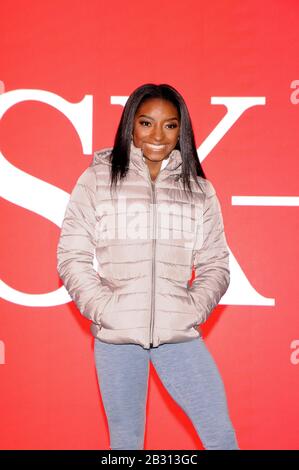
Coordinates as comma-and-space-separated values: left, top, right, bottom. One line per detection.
150, 126, 164, 141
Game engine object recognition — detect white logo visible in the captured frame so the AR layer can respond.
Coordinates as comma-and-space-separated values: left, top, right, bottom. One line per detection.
0, 90, 277, 307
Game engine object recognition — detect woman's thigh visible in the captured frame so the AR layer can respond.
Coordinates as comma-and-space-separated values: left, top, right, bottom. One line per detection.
93, 339, 150, 421
150, 337, 239, 449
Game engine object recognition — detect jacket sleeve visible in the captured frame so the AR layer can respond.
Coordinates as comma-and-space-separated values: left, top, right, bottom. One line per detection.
56, 166, 113, 324
188, 179, 230, 324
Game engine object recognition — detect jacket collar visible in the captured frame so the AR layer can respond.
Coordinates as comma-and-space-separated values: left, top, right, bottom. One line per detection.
129, 140, 183, 177
92, 141, 183, 178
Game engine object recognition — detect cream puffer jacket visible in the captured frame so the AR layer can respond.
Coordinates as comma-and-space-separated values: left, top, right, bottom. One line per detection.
56, 140, 230, 349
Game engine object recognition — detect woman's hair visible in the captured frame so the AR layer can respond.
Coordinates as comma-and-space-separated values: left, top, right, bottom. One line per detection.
109, 83, 206, 197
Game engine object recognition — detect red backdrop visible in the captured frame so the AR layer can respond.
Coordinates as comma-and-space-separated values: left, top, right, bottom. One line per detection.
0, 0, 299, 450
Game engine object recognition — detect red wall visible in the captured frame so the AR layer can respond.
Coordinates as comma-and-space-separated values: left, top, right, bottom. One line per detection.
0, 0, 299, 450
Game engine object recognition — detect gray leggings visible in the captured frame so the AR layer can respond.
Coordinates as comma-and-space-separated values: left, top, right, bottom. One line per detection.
94, 336, 239, 450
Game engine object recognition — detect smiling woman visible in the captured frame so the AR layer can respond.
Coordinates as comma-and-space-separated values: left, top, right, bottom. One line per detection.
132, 98, 180, 181
57, 83, 239, 450
107, 83, 206, 197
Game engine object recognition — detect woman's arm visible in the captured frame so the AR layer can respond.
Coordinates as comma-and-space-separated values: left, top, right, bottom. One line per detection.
188, 179, 230, 325
56, 166, 112, 325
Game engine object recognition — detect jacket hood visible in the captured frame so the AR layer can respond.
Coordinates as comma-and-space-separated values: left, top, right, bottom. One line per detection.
91, 140, 183, 176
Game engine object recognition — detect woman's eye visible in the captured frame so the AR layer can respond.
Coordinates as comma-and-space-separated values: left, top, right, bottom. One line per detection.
140, 121, 150, 126
166, 123, 178, 129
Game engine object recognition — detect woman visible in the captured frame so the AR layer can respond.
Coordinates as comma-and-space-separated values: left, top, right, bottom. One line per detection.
57, 83, 239, 450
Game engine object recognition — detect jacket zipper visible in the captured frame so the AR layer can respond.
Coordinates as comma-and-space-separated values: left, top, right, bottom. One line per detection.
144, 165, 158, 349
149, 178, 156, 348
145, 165, 179, 348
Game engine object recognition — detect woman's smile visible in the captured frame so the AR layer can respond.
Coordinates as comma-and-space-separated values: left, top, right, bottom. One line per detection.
145, 143, 167, 151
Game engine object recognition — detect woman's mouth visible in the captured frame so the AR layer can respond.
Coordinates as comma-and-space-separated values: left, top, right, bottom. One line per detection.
145, 143, 167, 151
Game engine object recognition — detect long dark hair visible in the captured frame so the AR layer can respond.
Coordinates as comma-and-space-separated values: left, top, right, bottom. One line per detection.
109, 83, 206, 197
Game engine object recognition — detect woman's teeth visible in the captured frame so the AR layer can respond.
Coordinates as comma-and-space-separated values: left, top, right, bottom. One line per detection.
146, 144, 166, 150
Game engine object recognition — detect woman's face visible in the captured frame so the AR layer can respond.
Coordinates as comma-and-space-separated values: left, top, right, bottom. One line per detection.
132, 98, 180, 163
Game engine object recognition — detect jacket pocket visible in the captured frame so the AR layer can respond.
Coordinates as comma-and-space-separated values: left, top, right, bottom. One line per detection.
187, 289, 203, 327
98, 291, 117, 327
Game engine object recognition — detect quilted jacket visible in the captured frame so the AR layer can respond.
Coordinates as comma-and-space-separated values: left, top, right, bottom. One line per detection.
56, 140, 230, 349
